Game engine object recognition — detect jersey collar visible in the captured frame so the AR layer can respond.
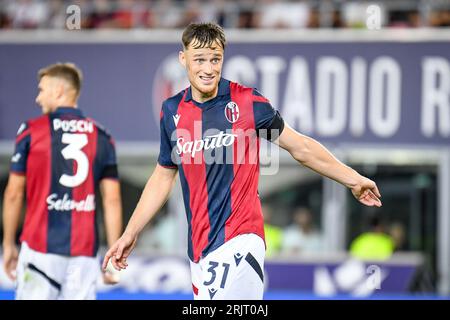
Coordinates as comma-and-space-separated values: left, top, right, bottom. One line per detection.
52, 106, 83, 117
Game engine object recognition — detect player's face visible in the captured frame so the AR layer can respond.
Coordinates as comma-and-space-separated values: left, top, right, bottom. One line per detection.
179, 39, 224, 102
35, 76, 61, 114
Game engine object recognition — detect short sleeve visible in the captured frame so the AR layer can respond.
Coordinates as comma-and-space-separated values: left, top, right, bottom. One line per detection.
10, 122, 31, 174
252, 89, 285, 141
157, 106, 177, 168
100, 135, 119, 179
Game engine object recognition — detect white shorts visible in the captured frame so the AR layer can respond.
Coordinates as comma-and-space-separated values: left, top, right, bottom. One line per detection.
190, 233, 265, 300
16, 242, 100, 300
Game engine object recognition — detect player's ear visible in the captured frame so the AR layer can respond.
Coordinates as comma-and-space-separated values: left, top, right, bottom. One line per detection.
55, 82, 65, 99
179, 50, 186, 68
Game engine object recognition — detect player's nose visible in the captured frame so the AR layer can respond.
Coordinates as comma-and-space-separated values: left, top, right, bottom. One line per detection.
203, 62, 213, 74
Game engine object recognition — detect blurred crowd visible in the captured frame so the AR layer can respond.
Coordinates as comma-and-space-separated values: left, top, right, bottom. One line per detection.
0, 0, 449, 30
261, 205, 407, 261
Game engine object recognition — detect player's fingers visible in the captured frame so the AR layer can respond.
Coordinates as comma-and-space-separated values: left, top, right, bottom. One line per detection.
359, 197, 372, 207
115, 242, 125, 260
367, 196, 381, 207
358, 189, 369, 200
116, 257, 127, 269
119, 257, 128, 268
102, 251, 113, 270
108, 247, 123, 271
359, 193, 381, 207
368, 190, 382, 206
6, 269, 16, 281
122, 248, 133, 260
5, 262, 17, 281
121, 239, 136, 260
111, 256, 121, 271
372, 185, 381, 198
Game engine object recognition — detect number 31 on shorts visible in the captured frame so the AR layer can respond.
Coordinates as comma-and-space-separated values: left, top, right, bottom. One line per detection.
203, 261, 231, 289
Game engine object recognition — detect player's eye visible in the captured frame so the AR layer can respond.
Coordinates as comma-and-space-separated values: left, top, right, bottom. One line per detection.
212, 58, 220, 64
195, 59, 205, 63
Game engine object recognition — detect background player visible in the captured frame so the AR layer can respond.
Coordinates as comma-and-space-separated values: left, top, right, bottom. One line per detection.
103, 22, 381, 300
2, 62, 123, 299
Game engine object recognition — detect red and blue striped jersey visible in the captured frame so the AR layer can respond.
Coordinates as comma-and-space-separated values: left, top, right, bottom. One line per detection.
158, 78, 284, 262
10, 107, 118, 257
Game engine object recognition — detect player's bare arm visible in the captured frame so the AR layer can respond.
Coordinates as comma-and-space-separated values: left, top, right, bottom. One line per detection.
2, 173, 26, 280
100, 178, 123, 284
100, 179, 123, 248
276, 123, 382, 207
102, 164, 178, 271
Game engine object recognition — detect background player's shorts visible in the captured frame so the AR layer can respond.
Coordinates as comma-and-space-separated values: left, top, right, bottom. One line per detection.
190, 233, 265, 300
16, 242, 99, 300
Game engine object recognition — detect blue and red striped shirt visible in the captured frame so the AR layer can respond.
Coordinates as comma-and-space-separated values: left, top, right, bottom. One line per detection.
11, 107, 118, 257
158, 78, 284, 262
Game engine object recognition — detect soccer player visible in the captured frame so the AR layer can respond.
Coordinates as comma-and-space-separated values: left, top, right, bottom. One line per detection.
103, 23, 382, 300
2, 62, 123, 299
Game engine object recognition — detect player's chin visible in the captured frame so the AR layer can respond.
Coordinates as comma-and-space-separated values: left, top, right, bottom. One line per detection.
198, 84, 217, 96
41, 106, 51, 114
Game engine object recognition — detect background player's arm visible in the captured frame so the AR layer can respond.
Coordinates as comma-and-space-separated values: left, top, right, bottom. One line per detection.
100, 178, 123, 284
100, 179, 123, 248
102, 164, 178, 271
276, 123, 382, 207
2, 173, 26, 280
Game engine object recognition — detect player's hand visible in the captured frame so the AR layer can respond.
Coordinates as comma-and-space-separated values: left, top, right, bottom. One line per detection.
102, 232, 137, 272
351, 176, 382, 207
2, 244, 19, 281
102, 258, 121, 285
102, 270, 120, 285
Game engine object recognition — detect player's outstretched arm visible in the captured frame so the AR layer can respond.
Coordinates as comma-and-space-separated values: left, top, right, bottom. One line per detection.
2, 174, 26, 280
275, 123, 382, 207
102, 164, 178, 271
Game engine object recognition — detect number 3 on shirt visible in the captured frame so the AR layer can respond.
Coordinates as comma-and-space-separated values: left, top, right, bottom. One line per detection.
59, 133, 89, 187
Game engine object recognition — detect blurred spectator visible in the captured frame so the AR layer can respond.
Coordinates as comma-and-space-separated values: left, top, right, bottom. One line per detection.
237, 8, 255, 29
153, 0, 183, 28
350, 215, 394, 260
429, 9, 450, 27
388, 9, 422, 28
5, 0, 49, 29
45, 0, 66, 29
281, 207, 324, 255
109, 0, 154, 29
197, 0, 227, 27
257, 0, 310, 29
177, 0, 201, 28
331, 9, 345, 28
389, 221, 407, 251
0, 4, 10, 28
262, 204, 283, 257
87, 0, 115, 28
307, 8, 320, 28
